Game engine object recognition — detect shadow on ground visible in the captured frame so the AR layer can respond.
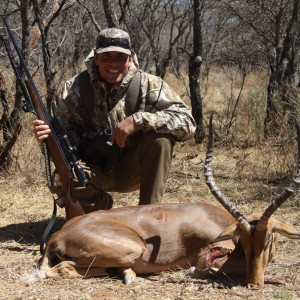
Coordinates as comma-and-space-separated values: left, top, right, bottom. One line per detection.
0, 217, 65, 246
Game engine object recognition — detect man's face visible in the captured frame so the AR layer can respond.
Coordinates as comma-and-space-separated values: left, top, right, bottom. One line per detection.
94, 51, 131, 84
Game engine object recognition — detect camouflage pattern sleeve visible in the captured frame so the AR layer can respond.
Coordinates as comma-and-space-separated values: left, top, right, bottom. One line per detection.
132, 73, 196, 141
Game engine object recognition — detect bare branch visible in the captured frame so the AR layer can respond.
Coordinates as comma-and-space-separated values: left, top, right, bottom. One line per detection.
76, 0, 101, 32
30, 0, 77, 49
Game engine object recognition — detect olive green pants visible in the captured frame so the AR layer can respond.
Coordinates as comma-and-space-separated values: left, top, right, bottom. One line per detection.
62, 132, 174, 212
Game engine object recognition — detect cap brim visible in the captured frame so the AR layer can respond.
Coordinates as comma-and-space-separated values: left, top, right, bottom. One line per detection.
96, 46, 131, 55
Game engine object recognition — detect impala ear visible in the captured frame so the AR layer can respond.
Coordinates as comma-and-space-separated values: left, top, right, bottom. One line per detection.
214, 223, 239, 243
272, 219, 300, 239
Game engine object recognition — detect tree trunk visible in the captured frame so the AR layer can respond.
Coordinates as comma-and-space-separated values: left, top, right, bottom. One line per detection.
102, 0, 119, 28
189, 0, 204, 143
265, 0, 300, 134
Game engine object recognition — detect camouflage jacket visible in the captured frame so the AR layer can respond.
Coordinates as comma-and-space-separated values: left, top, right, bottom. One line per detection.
52, 53, 196, 147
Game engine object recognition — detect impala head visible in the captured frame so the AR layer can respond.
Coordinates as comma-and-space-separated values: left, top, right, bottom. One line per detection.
204, 115, 300, 288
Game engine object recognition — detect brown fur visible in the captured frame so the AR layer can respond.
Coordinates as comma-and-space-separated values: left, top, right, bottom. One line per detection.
38, 203, 299, 286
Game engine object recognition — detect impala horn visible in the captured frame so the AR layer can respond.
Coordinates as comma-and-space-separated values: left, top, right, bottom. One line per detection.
204, 114, 251, 232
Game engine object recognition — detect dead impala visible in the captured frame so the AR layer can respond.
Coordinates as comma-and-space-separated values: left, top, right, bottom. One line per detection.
38, 116, 300, 288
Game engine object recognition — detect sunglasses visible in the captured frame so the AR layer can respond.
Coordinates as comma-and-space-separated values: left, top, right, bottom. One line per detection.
97, 37, 130, 50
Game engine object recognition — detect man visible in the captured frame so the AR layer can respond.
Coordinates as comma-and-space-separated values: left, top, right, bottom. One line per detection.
33, 28, 196, 215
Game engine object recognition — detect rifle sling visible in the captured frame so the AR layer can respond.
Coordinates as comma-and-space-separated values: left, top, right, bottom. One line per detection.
40, 196, 57, 255
78, 70, 141, 122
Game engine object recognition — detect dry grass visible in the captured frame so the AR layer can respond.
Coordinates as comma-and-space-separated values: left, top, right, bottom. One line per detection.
1, 69, 300, 299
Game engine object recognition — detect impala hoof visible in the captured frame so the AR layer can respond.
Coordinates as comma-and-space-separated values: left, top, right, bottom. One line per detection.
123, 274, 134, 285
188, 266, 196, 275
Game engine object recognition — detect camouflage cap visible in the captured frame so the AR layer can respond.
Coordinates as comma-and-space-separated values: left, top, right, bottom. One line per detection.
95, 28, 131, 55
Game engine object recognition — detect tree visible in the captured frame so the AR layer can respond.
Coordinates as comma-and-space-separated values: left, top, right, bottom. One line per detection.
217, 0, 300, 135
0, 70, 21, 169
189, 0, 204, 143
0, 0, 29, 169
116, 0, 191, 78
31, 0, 78, 111
102, 0, 119, 27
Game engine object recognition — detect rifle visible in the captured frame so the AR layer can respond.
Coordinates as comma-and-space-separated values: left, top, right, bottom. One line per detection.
1, 16, 88, 220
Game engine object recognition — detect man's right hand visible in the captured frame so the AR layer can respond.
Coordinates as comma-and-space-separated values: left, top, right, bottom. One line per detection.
111, 116, 137, 149
32, 119, 51, 143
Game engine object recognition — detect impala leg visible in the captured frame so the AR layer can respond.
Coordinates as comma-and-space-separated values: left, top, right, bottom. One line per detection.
45, 261, 109, 278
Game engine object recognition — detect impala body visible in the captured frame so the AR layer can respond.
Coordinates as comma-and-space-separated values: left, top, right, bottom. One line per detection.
38, 116, 300, 287
39, 203, 240, 283
38, 202, 299, 287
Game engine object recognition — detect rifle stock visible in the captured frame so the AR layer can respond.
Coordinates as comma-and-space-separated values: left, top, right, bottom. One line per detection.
24, 81, 85, 219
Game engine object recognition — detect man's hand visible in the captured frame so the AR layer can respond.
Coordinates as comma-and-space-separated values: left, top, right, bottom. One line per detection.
111, 116, 137, 148
32, 119, 51, 143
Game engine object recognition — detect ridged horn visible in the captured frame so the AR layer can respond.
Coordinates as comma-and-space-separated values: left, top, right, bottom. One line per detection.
257, 118, 300, 231
204, 114, 251, 232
